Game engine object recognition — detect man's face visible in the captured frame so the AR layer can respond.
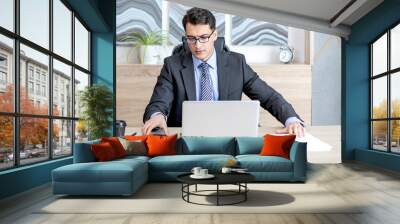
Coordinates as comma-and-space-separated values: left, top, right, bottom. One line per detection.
185, 23, 217, 61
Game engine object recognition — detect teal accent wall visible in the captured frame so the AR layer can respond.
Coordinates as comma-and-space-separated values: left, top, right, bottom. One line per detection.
92, 32, 115, 135
91, 0, 116, 135
0, 158, 72, 199
0, 0, 116, 200
343, 0, 400, 171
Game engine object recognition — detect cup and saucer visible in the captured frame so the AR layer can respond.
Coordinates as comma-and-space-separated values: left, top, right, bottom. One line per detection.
190, 167, 215, 179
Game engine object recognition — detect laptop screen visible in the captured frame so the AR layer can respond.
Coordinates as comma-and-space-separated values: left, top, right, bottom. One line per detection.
181, 100, 260, 137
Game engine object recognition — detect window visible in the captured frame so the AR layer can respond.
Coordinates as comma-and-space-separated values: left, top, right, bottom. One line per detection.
28, 81, 34, 94
53, 119, 72, 158
75, 17, 89, 70
0, 35, 13, 113
74, 69, 89, 118
35, 70, 41, 81
0, 55, 7, 67
0, 0, 14, 32
20, 0, 49, 49
0, 71, 6, 88
0, 116, 13, 170
28, 67, 34, 80
53, 0, 72, 60
42, 85, 46, 97
0, 1, 91, 170
53, 59, 72, 117
370, 23, 400, 154
20, 117, 49, 165
0, 54, 7, 89
391, 24, 400, 70
36, 84, 40, 95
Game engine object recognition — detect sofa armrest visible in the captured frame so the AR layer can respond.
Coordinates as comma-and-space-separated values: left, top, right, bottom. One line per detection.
289, 141, 307, 181
73, 140, 100, 163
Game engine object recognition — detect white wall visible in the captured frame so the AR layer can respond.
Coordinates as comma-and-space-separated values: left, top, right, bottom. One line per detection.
311, 32, 341, 125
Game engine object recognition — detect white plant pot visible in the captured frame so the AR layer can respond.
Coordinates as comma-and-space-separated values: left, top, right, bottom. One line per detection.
139, 45, 161, 64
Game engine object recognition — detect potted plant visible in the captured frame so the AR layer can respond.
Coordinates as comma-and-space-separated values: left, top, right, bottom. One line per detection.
79, 84, 113, 140
120, 30, 166, 64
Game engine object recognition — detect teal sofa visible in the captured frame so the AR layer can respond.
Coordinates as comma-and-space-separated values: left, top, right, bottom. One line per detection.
52, 136, 307, 196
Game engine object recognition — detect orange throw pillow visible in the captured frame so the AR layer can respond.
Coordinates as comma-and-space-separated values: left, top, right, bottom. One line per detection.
260, 134, 296, 159
146, 134, 177, 157
101, 137, 127, 158
124, 135, 147, 141
91, 142, 117, 161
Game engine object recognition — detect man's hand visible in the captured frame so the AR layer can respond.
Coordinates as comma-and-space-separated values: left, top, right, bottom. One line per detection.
275, 122, 305, 138
142, 114, 169, 135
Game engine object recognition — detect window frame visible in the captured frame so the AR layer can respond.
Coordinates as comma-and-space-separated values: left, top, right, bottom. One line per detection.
370, 20, 400, 154
0, 0, 92, 171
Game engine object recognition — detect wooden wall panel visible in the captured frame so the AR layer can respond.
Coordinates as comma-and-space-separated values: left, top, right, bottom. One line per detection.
117, 64, 311, 128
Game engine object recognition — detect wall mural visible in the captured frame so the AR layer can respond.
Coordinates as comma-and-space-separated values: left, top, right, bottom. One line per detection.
168, 2, 225, 45
116, 0, 162, 45
116, 0, 287, 46
231, 16, 288, 46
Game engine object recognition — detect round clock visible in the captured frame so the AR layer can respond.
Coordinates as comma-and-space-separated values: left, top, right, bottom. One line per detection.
279, 45, 294, 64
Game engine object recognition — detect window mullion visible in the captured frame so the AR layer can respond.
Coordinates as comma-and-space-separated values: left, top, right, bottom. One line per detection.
48, 0, 54, 160
71, 10, 76, 154
14, 0, 20, 167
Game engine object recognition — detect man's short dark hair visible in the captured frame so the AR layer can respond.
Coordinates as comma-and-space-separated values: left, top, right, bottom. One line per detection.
182, 7, 216, 31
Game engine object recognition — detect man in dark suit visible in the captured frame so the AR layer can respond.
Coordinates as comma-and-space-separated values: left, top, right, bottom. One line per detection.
142, 7, 305, 137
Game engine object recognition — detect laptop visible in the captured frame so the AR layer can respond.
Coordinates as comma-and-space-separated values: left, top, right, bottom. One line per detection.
181, 101, 260, 137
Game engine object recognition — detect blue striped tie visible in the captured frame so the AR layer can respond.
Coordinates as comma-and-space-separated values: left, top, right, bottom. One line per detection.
199, 62, 214, 101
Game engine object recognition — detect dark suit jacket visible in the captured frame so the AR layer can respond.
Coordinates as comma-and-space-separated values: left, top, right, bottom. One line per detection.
143, 39, 301, 127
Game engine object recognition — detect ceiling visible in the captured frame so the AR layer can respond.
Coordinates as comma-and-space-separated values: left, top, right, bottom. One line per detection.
169, 0, 384, 38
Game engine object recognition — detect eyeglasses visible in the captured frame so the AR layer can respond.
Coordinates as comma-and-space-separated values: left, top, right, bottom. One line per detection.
185, 30, 215, 44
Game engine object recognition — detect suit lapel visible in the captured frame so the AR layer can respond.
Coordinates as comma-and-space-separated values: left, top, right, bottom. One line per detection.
217, 51, 229, 100
180, 53, 196, 101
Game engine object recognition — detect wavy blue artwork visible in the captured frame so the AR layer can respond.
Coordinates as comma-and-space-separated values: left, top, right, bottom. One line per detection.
232, 16, 288, 46
169, 2, 225, 45
116, 0, 287, 46
116, 0, 162, 45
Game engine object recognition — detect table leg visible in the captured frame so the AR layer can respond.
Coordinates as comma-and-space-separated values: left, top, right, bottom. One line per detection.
187, 184, 190, 202
217, 184, 219, 206
245, 183, 247, 201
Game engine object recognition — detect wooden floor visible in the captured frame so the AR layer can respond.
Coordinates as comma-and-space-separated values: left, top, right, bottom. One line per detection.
1, 162, 400, 224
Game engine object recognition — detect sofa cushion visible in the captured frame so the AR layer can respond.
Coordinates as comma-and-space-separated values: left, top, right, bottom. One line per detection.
260, 134, 296, 159
235, 137, 263, 155
91, 142, 118, 161
236, 155, 293, 172
148, 154, 235, 172
115, 155, 150, 163
52, 158, 147, 183
73, 139, 101, 163
146, 134, 178, 157
101, 137, 127, 158
118, 138, 147, 156
177, 137, 236, 155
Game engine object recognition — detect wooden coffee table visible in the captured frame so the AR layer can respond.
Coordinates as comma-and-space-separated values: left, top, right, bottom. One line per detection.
177, 172, 255, 206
